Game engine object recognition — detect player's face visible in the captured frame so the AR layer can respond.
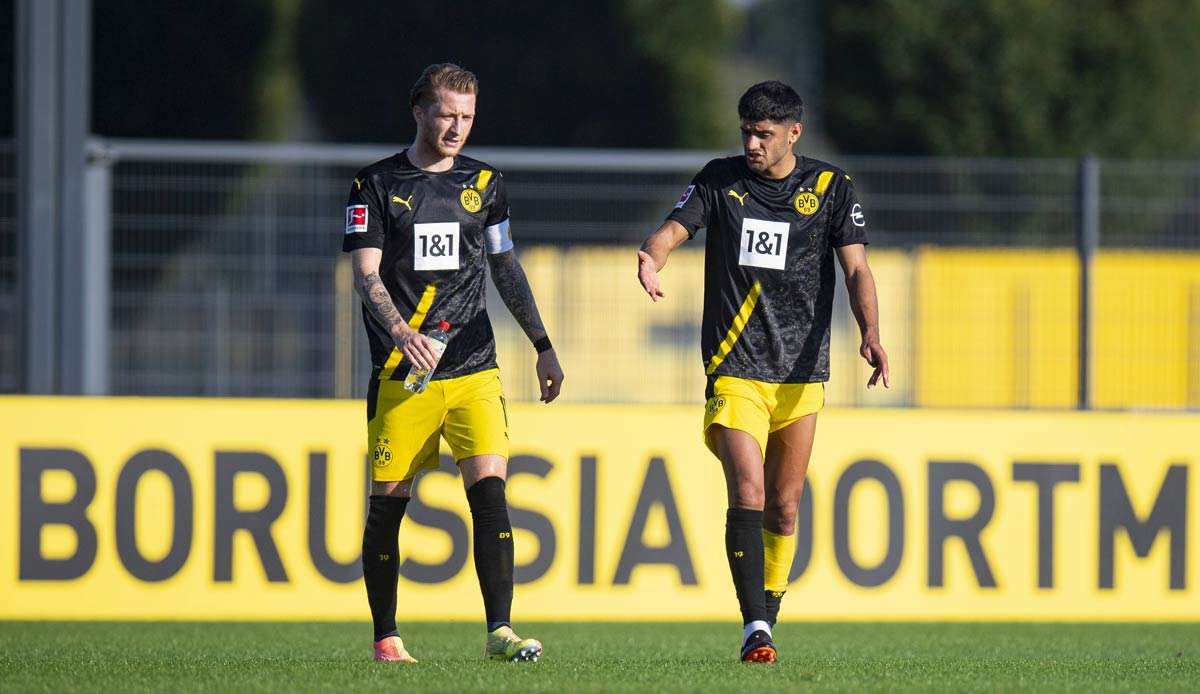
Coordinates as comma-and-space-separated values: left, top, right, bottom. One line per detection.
741, 119, 802, 173
414, 88, 476, 158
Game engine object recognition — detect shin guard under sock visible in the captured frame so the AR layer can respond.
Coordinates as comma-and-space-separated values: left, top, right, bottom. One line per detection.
362, 495, 408, 641
466, 476, 514, 632
725, 508, 768, 625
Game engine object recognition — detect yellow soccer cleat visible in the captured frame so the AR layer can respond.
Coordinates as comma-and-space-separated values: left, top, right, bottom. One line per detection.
485, 625, 543, 662
373, 635, 418, 663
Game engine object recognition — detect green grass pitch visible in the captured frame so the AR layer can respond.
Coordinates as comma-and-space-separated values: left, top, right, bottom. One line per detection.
1, 622, 1198, 692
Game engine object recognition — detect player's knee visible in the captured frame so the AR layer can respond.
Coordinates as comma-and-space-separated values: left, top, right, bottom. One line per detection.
730, 481, 765, 511
466, 475, 507, 513
763, 498, 797, 535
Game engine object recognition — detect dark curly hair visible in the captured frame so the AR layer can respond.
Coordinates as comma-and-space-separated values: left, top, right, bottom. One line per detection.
737, 80, 804, 123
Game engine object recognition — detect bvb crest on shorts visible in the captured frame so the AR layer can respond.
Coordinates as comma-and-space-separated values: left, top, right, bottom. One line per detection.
793, 189, 819, 216
706, 396, 725, 415
460, 187, 483, 213
372, 439, 393, 467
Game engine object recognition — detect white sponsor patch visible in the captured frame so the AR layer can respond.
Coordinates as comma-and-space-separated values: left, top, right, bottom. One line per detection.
738, 217, 790, 271
413, 222, 460, 271
345, 205, 368, 234
484, 218, 514, 255
674, 184, 695, 209
851, 203, 866, 227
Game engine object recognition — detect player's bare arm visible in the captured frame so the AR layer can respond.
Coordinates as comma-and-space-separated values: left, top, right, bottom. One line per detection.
835, 243, 890, 389
350, 247, 437, 371
637, 219, 690, 301
488, 249, 564, 403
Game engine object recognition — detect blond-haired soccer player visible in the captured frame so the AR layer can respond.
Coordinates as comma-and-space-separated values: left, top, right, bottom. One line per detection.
637, 81, 889, 662
343, 63, 564, 663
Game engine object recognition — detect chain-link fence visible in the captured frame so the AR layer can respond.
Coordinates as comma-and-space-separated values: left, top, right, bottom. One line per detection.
1096, 160, 1200, 409
3, 140, 1198, 409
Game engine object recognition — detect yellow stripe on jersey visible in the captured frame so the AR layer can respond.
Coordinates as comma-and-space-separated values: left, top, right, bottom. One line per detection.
378, 283, 438, 380
706, 281, 762, 375
815, 170, 835, 196
475, 169, 493, 191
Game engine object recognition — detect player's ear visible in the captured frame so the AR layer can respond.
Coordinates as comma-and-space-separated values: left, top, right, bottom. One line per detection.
412, 104, 424, 126
791, 121, 803, 144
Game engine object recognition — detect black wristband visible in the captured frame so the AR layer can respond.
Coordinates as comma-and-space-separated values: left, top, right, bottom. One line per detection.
534, 336, 553, 354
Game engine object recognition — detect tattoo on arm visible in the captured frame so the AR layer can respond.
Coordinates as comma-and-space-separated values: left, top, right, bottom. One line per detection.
356, 271, 405, 333
488, 251, 547, 343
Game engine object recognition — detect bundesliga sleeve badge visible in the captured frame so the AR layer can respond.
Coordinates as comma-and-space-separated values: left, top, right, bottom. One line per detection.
345, 204, 368, 234
674, 184, 695, 209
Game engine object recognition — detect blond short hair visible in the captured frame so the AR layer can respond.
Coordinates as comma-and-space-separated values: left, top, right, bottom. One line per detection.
409, 63, 478, 108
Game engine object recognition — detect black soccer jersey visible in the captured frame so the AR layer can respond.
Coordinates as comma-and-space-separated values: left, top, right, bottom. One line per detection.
667, 155, 869, 383
342, 150, 513, 382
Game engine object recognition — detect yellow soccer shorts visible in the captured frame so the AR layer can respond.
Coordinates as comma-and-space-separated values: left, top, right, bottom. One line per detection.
702, 376, 825, 458
366, 368, 509, 482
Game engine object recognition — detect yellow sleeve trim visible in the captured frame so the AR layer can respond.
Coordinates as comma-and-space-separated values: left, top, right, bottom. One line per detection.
815, 170, 835, 196
705, 281, 763, 375
475, 169, 494, 191
378, 283, 438, 380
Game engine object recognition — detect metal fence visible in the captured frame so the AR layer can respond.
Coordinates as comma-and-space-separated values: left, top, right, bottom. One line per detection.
1, 140, 1198, 408
0, 143, 15, 394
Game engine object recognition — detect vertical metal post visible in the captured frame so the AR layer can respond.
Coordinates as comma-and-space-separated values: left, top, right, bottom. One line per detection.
57, 0, 94, 394
1188, 285, 1200, 409
333, 256, 353, 399
16, 0, 61, 393
82, 146, 111, 394
1077, 155, 1100, 410
16, 0, 94, 394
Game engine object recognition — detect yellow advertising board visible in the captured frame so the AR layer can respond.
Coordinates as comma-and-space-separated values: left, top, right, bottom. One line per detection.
1, 397, 1196, 621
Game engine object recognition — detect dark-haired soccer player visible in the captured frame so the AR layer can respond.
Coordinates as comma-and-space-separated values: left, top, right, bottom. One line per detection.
637, 81, 889, 662
344, 63, 564, 663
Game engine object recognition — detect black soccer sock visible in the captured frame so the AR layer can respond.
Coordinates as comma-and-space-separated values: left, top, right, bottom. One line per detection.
726, 508, 769, 625
362, 494, 408, 642
467, 476, 514, 632
765, 589, 785, 627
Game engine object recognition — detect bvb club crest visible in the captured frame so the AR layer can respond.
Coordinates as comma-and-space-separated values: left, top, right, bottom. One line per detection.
705, 396, 725, 415
372, 440, 393, 467
460, 188, 483, 213
793, 190, 819, 216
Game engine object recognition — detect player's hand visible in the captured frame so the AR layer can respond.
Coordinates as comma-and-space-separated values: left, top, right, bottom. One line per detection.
860, 338, 890, 389
637, 250, 665, 302
535, 348, 564, 403
393, 326, 437, 371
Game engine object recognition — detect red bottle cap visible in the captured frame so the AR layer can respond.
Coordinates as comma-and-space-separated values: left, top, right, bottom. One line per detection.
438, 320, 451, 331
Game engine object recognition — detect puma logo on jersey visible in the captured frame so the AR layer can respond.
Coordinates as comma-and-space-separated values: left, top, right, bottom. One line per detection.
727, 190, 749, 206
392, 195, 414, 211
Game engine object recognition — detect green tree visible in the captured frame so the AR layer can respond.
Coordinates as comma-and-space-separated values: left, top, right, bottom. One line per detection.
824, 0, 1200, 157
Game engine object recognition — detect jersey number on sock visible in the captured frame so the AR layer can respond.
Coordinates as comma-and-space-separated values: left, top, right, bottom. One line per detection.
739, 218, 789, 270
414, 222, 460, 271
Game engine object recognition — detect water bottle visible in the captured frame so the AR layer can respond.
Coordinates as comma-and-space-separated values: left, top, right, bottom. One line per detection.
403, 321, 451, 394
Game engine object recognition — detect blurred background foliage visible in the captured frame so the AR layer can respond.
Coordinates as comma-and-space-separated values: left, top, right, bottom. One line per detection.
821, 0, 1200, 157
3, 0, 1199, 156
